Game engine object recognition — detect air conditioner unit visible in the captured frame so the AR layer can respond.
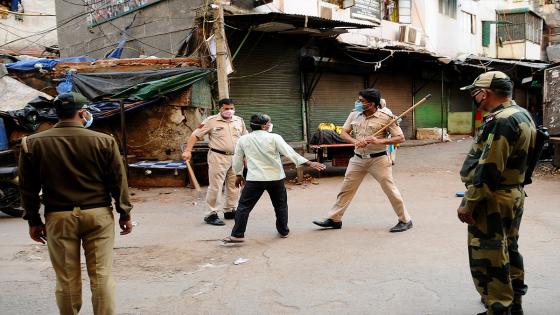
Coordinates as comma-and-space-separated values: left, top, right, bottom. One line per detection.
399, 25, 421, 45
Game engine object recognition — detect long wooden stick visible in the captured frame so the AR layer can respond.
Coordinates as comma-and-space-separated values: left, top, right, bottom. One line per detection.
373, 94, 432, 137
186, 160, 202, 192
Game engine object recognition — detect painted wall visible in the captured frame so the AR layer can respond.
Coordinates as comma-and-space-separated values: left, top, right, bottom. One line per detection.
448, 112, 472, 134
0, 0, 58, 55
498, 41, 541, 59
54, 0, 203, 58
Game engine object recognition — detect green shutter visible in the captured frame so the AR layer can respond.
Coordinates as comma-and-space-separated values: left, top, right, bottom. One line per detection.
229, 35, 303, 141
414, 80, 447, 129
482, 21, 490, 47
308, 73, 364, 138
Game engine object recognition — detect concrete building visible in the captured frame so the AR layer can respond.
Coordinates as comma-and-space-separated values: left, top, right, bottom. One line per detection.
0, 0, 58, 56
54, 0, 204, 58
257, 0, 547, 61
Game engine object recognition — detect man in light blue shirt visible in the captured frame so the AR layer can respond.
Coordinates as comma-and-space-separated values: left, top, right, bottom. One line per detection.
223, 113, 325, 243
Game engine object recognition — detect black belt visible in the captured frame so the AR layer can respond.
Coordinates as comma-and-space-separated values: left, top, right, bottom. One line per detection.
355, 151, 386, 159
210, 148, 234, 155
45, 202, 111, 213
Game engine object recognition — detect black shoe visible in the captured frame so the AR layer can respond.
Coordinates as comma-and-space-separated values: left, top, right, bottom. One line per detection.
389, 220, 413, 232
223, 210, 236, 220
204, 214, 225, 226
312, 218, 342, 229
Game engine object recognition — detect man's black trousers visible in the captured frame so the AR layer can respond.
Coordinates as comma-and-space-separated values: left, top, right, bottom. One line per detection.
231, 179, 289, 238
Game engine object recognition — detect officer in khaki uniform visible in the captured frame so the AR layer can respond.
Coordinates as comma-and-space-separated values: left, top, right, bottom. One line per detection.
183, 98, 247, 225
313, 88, 413, 232
19, 92, 133, 315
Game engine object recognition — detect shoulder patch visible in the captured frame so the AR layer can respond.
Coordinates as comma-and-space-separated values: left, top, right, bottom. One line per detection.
197, 123, 205, 129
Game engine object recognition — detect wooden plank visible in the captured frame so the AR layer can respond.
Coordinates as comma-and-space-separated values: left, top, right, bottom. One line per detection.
53, 58, 201, 77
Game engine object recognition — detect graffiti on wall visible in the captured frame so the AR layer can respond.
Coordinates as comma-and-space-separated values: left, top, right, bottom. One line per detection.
85, 0, 162, 26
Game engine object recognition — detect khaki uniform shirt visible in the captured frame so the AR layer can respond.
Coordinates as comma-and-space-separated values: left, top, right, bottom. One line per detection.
343, 109, 403, 154
192, 114, 247, 153
19, 122, 133, 226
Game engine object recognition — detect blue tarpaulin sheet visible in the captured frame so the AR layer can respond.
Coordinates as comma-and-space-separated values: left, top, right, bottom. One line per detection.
5, 56, 95, 72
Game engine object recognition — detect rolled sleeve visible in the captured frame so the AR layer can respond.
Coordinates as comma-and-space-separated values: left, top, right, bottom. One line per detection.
232, 139, 245, 176
343, 111, 358, 131
191, 118, 212, 140
387, 122, 404, 137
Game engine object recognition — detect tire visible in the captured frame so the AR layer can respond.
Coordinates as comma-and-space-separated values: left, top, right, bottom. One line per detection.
0, 182, 22, 217
1, 207, 24, 217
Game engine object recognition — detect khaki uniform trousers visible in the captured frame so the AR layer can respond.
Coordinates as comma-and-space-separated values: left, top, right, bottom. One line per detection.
45, 207, 116, 315
205, 151, 240, 217
328, 155, 411, 223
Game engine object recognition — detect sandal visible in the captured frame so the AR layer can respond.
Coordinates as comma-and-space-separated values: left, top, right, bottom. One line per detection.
222, 236, 245, 244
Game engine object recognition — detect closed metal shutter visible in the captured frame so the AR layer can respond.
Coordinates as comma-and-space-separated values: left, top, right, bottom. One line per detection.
229, 35, 303, 141
370, 73, 414, 138
414, 80, 447, 130
308, 73, 364, 137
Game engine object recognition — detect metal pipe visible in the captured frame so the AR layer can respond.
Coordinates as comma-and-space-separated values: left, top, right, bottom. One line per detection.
119, 99, 129, 177
441, 68, 444, 142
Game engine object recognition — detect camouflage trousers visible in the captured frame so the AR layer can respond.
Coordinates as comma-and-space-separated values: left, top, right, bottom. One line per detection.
468, 187, 528, 315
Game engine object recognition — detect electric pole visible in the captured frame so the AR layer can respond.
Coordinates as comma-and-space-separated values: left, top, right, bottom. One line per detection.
213, 0, 229, 99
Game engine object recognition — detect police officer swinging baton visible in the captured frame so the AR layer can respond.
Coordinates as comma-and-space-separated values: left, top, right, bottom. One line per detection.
372, 94, 432, 138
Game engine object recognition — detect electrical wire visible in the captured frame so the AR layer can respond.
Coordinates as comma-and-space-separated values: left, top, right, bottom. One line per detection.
0, 24, 53, 48
0, 8, 55, 17
229, 64, 279, 79
0, 10, 91, 49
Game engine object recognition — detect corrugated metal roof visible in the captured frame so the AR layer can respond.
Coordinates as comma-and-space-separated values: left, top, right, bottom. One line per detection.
225, 12, 377, 30
464, 55, 549, 70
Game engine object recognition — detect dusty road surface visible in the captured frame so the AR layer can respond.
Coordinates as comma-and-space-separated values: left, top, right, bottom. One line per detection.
1, 140, 559, 315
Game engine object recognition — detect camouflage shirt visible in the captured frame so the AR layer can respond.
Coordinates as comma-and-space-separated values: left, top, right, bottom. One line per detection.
460, 100, 536, 212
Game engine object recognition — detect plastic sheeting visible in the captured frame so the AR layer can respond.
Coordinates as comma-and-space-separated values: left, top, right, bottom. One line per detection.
0, 76, 53, 112
113, 69, 213, 101
5, 56, 95, 72
72, 67, 213, 100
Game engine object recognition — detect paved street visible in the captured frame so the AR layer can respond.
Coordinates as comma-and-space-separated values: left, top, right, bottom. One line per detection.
1, 140, 559, 315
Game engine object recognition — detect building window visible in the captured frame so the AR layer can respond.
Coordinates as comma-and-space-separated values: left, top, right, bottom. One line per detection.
439, 0, 457, 18
462, 11, 476, 35
497, 12, 543, 44
381, 0, 411, 24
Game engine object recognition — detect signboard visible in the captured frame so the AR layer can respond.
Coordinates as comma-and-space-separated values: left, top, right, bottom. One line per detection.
85, 0, 163, 26
350, 0, 381, 22
544, 65, 560, 136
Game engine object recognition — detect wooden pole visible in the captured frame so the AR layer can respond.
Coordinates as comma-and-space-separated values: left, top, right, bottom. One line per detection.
213, 0, 229, 99
372, 94, 432, 137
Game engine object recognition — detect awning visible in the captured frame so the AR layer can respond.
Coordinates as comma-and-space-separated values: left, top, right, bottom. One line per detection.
459, 55, 549, 70
496, 7, 543, 19
225, 12, 376, 34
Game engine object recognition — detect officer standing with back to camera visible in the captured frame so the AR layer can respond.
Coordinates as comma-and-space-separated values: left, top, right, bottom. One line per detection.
19, 92, 133, 315
313, 88, 413, 232
458, 71, 536, 315
182, 98, 248, 226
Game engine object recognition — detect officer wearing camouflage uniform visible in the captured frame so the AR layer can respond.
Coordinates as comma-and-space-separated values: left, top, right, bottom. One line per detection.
458, 71, 536, 315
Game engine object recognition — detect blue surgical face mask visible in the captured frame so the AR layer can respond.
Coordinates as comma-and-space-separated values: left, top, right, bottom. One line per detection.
354, 100, 363, 113
83, 110, 93, 128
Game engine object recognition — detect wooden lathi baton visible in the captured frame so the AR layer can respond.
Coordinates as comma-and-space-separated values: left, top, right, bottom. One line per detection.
185, 160, 202, 192
372, 94, 432, 137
